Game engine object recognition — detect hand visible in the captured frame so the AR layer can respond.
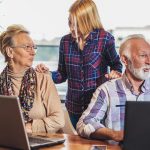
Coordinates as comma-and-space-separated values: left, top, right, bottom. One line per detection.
105, 70, 122, 79
112, 130, 124, 142
25, 123, 32, 133
35, 63, 49, 73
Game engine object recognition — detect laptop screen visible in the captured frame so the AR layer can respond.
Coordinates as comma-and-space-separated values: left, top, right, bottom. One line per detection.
0, 95, 65, 150
0, 95, 30, 149
123, 101, 150, 150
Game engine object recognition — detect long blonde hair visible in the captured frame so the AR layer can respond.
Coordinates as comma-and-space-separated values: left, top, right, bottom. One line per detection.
69, 0, 103, 40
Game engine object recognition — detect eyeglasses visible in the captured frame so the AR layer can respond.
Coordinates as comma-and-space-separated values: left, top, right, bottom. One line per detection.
11, 45, 38, 53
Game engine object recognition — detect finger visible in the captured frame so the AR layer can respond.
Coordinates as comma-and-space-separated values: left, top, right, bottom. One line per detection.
43, 66, 49, 71
107, 71, 117, 79
35, 64, 43, 72
40, 64, 49, 71
36, 66, 43, 72
35, 64, 48, 73
107, 72, 114, 79
112, 72, 122, 78
105, 73, 113, 79
110, 71, 122, 79
105, 74, 109, 78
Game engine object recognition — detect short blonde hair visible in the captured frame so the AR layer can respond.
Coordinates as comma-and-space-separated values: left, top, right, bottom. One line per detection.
119, 34, 146, 59
69, 0, 103, 38
0, 24, 29, 62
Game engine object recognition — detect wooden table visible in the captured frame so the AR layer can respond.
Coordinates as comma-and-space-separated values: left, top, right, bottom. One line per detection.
39, 133, 121, 150
0, 133, 121, 150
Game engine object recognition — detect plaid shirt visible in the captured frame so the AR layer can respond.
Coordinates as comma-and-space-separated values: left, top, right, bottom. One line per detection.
52, 29, 122, 115
76, 75, 150, 138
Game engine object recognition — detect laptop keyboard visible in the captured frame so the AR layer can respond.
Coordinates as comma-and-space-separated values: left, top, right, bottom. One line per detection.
29, 137, 53, 145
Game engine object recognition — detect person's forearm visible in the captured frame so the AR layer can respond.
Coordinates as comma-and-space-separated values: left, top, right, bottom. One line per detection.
90, 128, 123, 142
32, 119, 46, 133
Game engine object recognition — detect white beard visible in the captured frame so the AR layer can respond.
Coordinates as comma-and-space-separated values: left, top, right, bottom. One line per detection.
128, 62, 150, 80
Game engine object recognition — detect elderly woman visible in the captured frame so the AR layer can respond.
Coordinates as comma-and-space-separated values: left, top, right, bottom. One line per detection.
0, 24, 64, 133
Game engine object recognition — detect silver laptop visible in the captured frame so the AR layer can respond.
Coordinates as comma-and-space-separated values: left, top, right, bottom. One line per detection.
0, 95, 65, 150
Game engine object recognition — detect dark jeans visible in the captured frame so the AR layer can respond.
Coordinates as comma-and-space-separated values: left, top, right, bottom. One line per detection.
68, 113, 81, 129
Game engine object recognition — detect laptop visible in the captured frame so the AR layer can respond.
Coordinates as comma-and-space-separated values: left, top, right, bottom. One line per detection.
123, 101, 150, 150
0, 95, 65, 150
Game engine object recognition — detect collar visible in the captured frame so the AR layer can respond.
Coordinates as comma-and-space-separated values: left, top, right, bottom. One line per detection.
85, 28, 100, 42
70, 28, 101, 44
7, 67, 28, 79
122, 73, 150, 93
141, 77, 150, 92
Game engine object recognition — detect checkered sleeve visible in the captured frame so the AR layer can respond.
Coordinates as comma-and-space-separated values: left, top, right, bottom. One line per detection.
76, 87, 108, 138
104, 33, 122, 73
52, 37, 67, 83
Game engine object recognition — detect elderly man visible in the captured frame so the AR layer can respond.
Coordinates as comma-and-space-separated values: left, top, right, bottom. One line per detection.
76, 34, 150, 142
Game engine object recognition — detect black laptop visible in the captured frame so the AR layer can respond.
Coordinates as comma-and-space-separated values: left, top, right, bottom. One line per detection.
0, 95, 65, 150
123, 101, 150, 150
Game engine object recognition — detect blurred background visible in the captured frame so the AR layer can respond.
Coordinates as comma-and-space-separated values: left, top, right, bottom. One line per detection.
0, 0, 150, 99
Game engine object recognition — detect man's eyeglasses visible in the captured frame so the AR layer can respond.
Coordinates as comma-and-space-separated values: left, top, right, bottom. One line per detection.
11, 45, 37, 53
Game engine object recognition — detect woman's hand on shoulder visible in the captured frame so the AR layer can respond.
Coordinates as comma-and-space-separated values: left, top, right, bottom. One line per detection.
105, 70, 122, 79
35, 63, 49, 73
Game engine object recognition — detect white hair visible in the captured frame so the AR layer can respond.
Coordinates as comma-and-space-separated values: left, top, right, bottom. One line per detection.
119, 34, 146, 59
